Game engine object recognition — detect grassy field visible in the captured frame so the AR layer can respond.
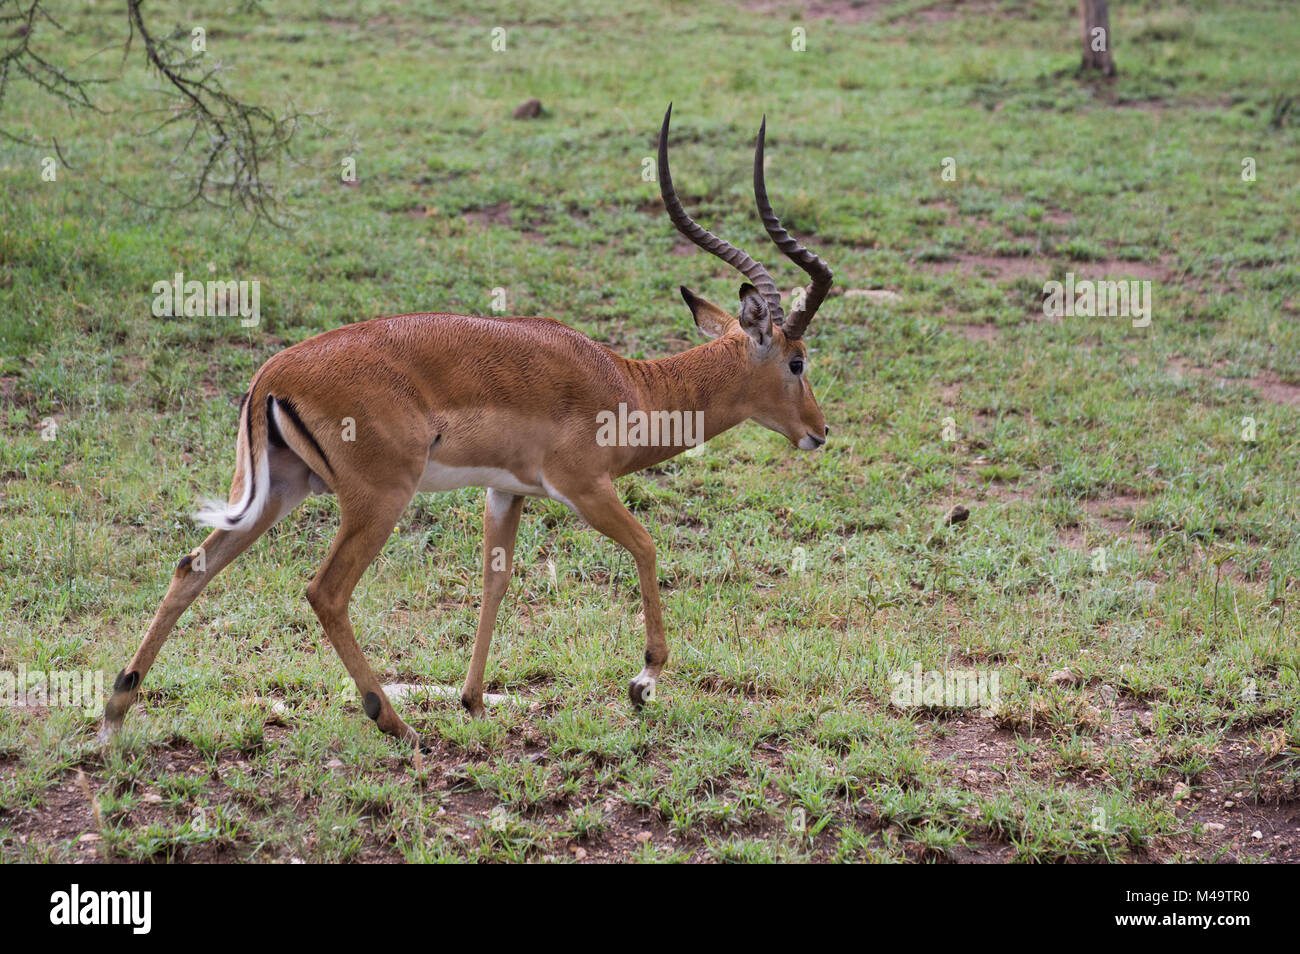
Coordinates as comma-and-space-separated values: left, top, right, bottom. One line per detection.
1, 0, 1298, 863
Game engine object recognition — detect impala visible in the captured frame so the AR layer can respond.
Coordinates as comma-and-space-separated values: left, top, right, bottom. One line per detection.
101, 106, 834, 746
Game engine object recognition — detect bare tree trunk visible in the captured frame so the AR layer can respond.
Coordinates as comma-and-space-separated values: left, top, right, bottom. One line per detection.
1080, 0, 1116, 76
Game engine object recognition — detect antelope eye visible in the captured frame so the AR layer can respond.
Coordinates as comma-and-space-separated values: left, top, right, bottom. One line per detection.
789, 358, 804, 375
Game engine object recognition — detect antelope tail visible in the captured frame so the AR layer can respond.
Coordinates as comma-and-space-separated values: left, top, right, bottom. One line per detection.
194, 386, 271, 532
194, 374, 336, 532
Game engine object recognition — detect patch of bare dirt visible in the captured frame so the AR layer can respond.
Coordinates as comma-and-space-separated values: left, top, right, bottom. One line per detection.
917, 698, 1300, 861
0, 374, 24, 409
737, 0, 887, 23
1059, 508, 1153, 556
910, 0, 1007, 23
736, 0, 1001, 26
462, 201, 514, 227
955, 322, 1000, 342
1083, 494, 1145, 536
928, 714, 1019, 791
1058, 525, 1089, 553
977, 481, 1035, 505
1170, 740, 1300, 863
1171, 543, 1271, 587
1252, 372, 1300, 408
1169, 358, 1300, 409
1085, 258, 1167, 281
0, 733, 304, 864
408, 201, 545, 243
1113, 94, 1237, 114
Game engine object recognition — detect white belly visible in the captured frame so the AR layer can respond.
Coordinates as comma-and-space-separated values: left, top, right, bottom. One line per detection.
416, 461, 544, 496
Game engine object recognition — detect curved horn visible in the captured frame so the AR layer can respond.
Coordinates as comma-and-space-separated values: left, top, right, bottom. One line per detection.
753, 116, 833, 340
658, 104, 783, 324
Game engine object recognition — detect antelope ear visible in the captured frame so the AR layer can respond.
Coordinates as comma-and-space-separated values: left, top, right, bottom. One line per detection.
736, 283, 772, 349
680, 286, 737, 339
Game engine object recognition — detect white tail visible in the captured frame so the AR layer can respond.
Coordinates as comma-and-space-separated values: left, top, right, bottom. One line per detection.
194, 393, 270, 532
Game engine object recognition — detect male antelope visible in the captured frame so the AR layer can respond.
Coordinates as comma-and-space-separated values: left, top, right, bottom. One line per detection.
101, 106, 834, 746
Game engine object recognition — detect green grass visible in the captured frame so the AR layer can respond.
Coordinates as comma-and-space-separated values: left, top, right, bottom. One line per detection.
1, 0, 1298, 863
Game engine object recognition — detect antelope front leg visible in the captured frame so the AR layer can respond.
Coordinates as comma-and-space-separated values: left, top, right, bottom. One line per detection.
562, 479, 666, 708
461, 489, 525, 718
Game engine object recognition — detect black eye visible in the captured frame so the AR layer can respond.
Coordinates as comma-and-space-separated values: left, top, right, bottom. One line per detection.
789, 358, 804, 375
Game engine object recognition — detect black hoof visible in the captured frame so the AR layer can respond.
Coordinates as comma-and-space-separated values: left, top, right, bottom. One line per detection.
628, 676, 657, 708
113, 669, 140, 693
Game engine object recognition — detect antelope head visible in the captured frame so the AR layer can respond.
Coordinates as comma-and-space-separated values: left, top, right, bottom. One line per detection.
658, 104, 834, 451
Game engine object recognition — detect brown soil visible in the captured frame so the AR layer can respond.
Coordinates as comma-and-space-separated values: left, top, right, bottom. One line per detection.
1083, 493, 1146, 536
955, 322, 1000, 342
925, 703, 1300, 862
737, 0, 889, 24
736, 0, 1002, 26
462, 201, 514, 227
1171, 358, 1300, 409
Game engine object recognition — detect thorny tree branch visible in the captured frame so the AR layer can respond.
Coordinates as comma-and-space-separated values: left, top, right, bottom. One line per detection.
0, 0, 104, 119
1, 0, 304, 228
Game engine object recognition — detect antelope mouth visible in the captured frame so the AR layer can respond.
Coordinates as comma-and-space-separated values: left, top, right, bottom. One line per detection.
799, 432, 826, 450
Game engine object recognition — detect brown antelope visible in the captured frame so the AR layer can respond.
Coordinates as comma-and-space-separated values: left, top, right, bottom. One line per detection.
101, 106, 833, 747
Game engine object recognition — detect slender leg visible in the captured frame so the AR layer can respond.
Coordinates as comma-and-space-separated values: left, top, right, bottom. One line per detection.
101, 459, 311, 741
305, 487, 419, 744
557, 478, 666, 707
460, 489, 525, 717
